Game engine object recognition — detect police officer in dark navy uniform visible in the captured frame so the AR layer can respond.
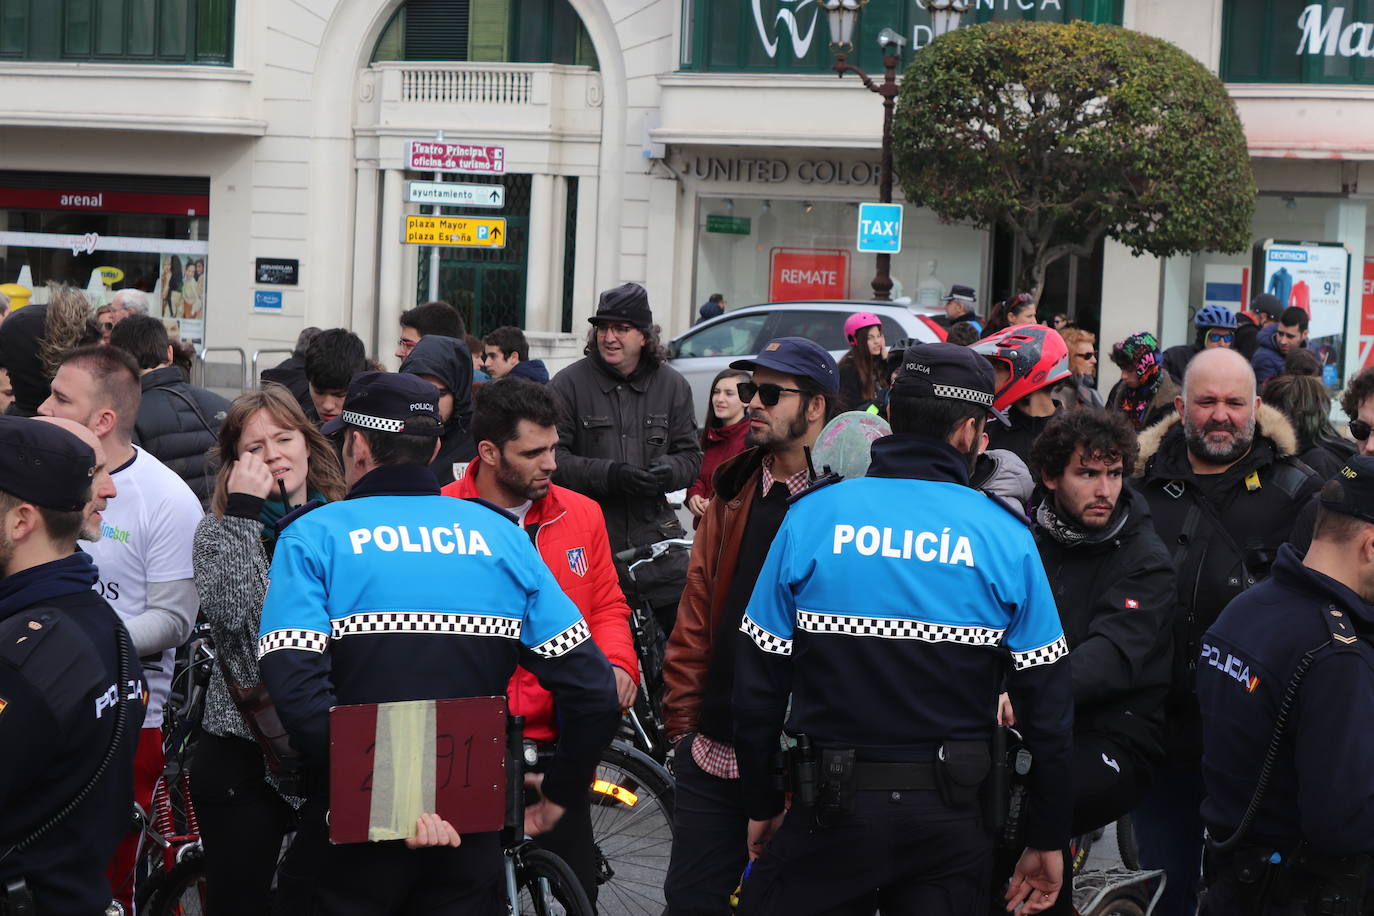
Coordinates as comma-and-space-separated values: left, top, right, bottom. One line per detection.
258, 372, 619, 915
733, 344, 1074, 915
0, 416, 145, 916
1199, 456, 1374, 916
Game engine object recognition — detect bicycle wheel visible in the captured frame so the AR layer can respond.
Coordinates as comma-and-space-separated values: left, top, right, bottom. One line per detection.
1114, 814, 1140, 871
146, 852, 208, 916
516, 846, 594, 916
590, 741, 674, 916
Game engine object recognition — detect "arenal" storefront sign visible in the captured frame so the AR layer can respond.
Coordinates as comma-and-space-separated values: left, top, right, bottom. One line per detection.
1223, 1, 1374, 84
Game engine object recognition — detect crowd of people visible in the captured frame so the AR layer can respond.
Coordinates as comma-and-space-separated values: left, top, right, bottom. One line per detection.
1, 277, 1373, 916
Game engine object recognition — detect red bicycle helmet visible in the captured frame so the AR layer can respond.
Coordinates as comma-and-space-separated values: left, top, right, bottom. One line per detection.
844, 312, 882, 346
970, 323, 1070, 411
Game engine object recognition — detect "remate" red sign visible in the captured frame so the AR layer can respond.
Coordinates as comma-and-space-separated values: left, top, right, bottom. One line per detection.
407, 141, 506, 175
770, 248, 850, 301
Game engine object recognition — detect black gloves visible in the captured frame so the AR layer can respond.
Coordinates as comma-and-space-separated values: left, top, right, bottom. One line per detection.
614, 463, 662, 497
648, 462, 675, 488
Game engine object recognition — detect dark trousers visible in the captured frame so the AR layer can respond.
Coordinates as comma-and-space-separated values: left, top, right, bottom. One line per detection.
992, 733, 1152, 915
530, 755, 598, 905
664, 735, 749, 916
191, 731, 297, 916
275, 796, 505, 916
1133, 761, 1205, 916
737, 790, 991, 916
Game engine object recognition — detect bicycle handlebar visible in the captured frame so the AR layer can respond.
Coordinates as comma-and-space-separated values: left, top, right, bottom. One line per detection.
615, 538, 694, 566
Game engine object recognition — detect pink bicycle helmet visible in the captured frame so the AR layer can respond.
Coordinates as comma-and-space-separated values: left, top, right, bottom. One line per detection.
844, 312, 882, 346
970, 323, 1070, 411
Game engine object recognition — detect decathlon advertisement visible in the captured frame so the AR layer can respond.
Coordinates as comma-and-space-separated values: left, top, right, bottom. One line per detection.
1255, 239, 1350, 384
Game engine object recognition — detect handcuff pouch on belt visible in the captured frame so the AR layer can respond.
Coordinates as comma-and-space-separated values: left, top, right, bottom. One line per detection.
936, 739, 991, 810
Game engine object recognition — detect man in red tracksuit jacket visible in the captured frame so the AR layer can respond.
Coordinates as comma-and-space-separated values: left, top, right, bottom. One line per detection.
442, 376, 638, 903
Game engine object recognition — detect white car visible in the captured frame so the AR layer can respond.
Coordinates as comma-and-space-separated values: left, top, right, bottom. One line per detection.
666, 300, 947, 420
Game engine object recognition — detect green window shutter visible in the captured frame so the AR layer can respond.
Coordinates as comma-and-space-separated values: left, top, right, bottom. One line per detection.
1, 0, 30, 55
404, 0, 469, 61
127, 0, 154, 55
64, 0, 93, 56
195, 0, 231, 61
467, 0, 507, 62
157, 0, 185, 57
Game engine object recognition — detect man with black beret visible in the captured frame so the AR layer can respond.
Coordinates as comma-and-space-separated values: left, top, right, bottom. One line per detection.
0, 416, 146, 914
732, 343, 1072, 915
549, 282, 702, 633
1199, 456, 1374, 914
260, 372, 619, 914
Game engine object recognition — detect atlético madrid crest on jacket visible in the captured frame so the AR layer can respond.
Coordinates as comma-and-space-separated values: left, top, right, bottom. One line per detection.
566, 547, 588, 578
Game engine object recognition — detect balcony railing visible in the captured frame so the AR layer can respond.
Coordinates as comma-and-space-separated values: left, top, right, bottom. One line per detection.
399, 67, 534, 105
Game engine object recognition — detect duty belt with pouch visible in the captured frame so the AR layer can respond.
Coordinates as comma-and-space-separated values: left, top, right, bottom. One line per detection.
772, 735, 990, 826
1204, 843, 1374, 916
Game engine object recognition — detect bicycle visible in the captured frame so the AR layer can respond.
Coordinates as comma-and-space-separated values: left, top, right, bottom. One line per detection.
589, 741, 676, 916
614, 537, 694, 762
131, 623, 216, 915
1069, 817, 1164, 916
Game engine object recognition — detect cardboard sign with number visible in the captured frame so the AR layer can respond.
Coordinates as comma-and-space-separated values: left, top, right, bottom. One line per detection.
329, 696, 507, 844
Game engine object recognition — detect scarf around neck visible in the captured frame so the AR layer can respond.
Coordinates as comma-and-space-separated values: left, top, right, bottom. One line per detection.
0, 552, 99, 620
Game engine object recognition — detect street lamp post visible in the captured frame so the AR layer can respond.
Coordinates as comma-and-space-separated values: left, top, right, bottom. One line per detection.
824, 0, 969, 302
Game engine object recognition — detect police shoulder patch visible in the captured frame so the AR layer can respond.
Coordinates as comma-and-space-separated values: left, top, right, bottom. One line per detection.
1321, 603, 1368, 650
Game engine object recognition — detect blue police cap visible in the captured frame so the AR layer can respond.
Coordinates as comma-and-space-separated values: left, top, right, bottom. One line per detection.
730, 337, 839, 396
321, 371, 444, 437
892, 342, 996, 408
0, 415, 96, 511
1320, 456, 1374, 525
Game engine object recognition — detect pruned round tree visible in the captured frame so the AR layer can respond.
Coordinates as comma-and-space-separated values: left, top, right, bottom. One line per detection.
893, 20, 1255, 302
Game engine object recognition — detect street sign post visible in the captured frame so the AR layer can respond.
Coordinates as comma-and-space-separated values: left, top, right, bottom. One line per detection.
857, 203, 903, 254
404, 215, 507, 249
407, 181, 505, 208
407, 141, 506, 175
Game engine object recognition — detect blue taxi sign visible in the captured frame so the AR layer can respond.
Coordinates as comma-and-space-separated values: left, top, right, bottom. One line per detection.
857, 203, 903, 254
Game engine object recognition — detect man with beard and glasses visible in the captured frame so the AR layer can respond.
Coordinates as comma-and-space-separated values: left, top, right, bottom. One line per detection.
1132, 347, 1322, 916
1197, 456, 1374, 915
993, 409, 1174, 914
440, 376, 637, 904
0, 417, 145, 915
661, 337, 839, 916
550, 283, 701, 635
732, 343, 1071, 916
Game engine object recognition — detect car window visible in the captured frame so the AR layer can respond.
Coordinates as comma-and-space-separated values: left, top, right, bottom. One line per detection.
766, 310, 851, 350
881, 316, 909, 347
674, 313, 770, 359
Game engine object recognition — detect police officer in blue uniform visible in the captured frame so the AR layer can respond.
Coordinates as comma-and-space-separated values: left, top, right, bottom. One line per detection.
733, 344, 1074, 915
1199, 456, 1374, 915
0, 416, 145, 915
258, 372, 619, 915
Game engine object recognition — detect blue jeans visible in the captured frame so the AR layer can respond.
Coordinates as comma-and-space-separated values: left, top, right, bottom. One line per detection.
1133, 762, 1205, 916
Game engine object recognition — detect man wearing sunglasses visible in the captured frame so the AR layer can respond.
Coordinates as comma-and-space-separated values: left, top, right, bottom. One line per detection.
1163, 304, 1236, 385
663, 336, 839, 916
732, 343, 1072, 916
549, 282, 701, 635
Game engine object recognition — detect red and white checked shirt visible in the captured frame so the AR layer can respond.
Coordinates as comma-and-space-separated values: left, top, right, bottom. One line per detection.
690, 454, 811, 780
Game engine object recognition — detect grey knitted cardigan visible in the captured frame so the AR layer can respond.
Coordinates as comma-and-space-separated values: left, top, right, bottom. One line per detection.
192, 511, 302, 807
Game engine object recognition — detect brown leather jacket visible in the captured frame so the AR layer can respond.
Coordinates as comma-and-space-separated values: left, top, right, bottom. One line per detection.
662, 446, 765, 740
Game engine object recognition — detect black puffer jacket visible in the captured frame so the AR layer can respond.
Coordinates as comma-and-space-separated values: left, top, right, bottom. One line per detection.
133, 367, 230, 506
259, 353, 310, 408
398, 335, 475, 486
1134, 404, 1322, 760
550, 352, 701, 609
1032, 486, 1174, 762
